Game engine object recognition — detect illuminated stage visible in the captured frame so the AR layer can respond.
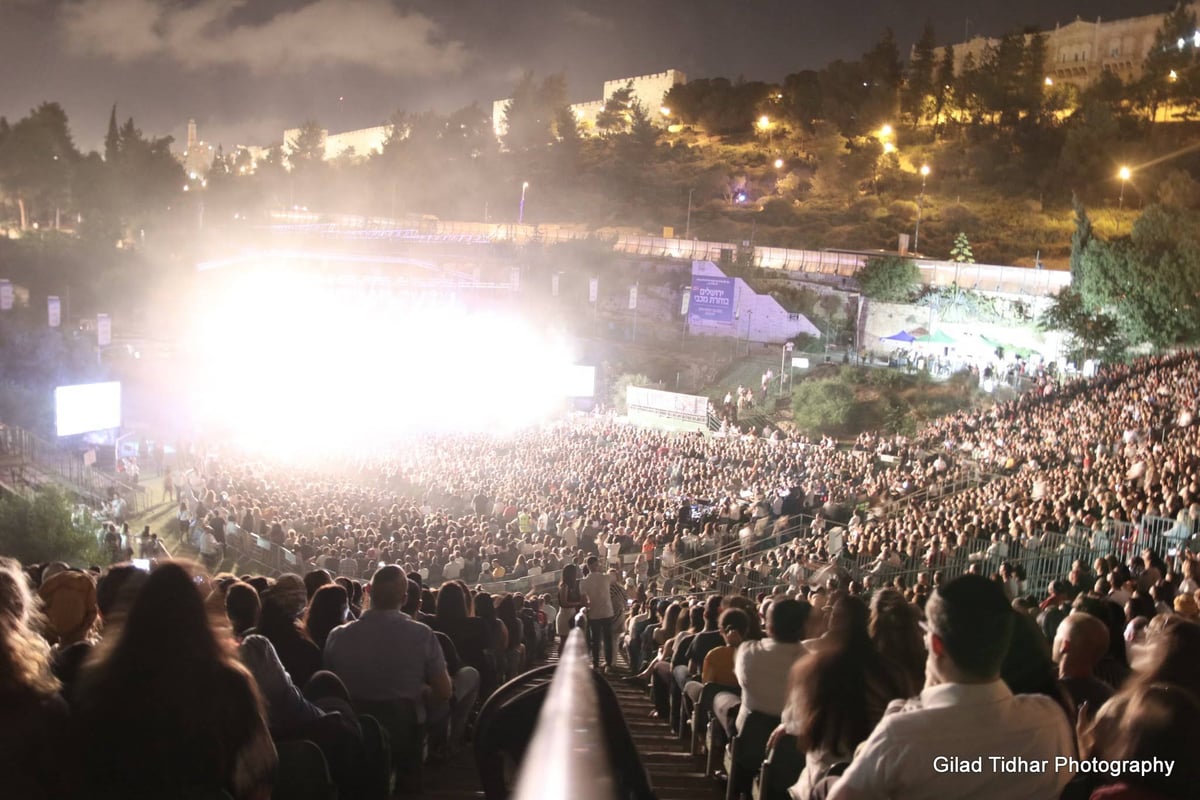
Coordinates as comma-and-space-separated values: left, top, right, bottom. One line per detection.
185, 244, 586, 455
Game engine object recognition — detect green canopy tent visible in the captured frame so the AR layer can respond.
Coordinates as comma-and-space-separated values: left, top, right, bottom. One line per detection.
980, 335, 1033, 358
914, 330, 956, 346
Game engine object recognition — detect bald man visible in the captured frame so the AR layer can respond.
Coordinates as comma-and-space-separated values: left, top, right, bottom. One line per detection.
1053, 612, 1114, 719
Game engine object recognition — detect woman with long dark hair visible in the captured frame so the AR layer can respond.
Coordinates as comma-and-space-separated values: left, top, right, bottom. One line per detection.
868, 588, 925, 694
496, 594, 526, 678
0, 557, 71, 799
473, 592, 509, 656
303, 583, 349, 651
255, 580, 322, 688
557, 563, 586, 650
432, 581, 496, 691
779, 595, 911, 800
75, 561, 275, 799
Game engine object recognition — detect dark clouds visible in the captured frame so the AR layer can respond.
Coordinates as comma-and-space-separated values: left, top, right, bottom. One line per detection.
0, 0, 1175, 152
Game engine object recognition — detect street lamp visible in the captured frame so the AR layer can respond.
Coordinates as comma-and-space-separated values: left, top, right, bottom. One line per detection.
757, 115, 771, 131
773, 158, 784, 169
914, 164, 931, 252
519, 181, 529, 224
1118, 166, 1131, 209
879, 124, 893, 138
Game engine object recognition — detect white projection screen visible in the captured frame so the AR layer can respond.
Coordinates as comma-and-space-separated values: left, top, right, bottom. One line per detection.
55, 382, 122, 437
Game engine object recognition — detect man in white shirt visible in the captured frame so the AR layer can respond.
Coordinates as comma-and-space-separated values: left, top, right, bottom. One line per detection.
828, 574, 1075, 800
733, 598, 809, 732
579, 556, 615, 672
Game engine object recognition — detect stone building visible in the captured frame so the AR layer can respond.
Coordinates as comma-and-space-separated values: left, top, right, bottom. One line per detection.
935, 2, 1200, 89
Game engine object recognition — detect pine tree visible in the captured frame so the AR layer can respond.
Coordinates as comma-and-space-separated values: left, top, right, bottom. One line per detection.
104, 104, 120, 162
1069, 194, 1092, 281
903, 23, 937, 126
950, 232, 975, 263
934, 44, 956, 130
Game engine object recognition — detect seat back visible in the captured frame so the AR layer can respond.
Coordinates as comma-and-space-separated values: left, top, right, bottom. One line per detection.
273, 739, 335, 800
358, 714, 392, 800
733, 711, 781, 769
754, 733, 805, 800
353, 698, 424, 791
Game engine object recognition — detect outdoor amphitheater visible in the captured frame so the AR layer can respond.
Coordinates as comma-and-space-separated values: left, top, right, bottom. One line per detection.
4, 292, 1200, 799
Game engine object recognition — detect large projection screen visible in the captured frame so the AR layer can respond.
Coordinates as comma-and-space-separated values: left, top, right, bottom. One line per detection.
55, 382, 122, 437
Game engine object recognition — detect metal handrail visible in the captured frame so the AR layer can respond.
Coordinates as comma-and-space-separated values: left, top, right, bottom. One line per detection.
511, 628, 617, 800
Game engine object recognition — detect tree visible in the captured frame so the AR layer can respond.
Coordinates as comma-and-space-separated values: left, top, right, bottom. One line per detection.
791, 377, 855, 434
1038, 287, 1125, 363
0, 103, 79, 229
782, 70, 823, 131
933, 44, 956, 130
596, 82, 635, 135
1157, 169, 1200, 209
1020, 32, 1049, 120
1073, 202, 1200, 347
106, 116, 186, 230
502, 72, 566, 150
860, 28, 903, 129
1069, 194, 1093, 281
104, 104, 120, 162
949, 232, 975, 262
287, 121, 326, 169
1055, 101, 1121, 202
978, 32, 1027, 126
954, 52, 985, 124
854, 255, 920, 301
1138, 3, 1199, 121
903, 22, 937, 126
0, 486, 102, 566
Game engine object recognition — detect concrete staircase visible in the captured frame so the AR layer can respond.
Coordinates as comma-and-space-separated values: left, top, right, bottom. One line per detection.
422, 649, 723, 800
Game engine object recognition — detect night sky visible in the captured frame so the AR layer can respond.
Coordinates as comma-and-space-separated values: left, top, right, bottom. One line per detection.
0, 0, 1177, 151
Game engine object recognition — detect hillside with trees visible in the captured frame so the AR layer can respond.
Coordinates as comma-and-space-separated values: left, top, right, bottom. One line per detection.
2, 8, 1200, 270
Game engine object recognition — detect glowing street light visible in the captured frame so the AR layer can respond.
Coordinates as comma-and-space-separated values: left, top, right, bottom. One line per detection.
883, 142, 896, 154
1044, 77, 1054, 86
773, 158, 784, 169
660, 106, 671, 117
519, 181, 529, 224
1118, 166, 1131, 209
757, 115, 771, 130
1169, 70, 1179, 82
879, 123, 893, 138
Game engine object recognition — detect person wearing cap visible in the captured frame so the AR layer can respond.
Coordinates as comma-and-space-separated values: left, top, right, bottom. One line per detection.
827, 574, 1075, 800
39, 569, 98, 648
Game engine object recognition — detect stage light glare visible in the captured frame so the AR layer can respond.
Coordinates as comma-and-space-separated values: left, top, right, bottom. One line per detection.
185, 267, 577, 455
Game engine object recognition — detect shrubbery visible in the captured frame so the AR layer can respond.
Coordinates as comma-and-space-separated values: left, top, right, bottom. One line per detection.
0, 486, 102, 566
790, 366, 983, 436
854, 256, 921, 302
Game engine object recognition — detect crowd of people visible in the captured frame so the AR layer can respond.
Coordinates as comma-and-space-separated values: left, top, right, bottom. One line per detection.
3, 350, 1200, 799
624, 573, 1200, 800
0, 553, 568, 799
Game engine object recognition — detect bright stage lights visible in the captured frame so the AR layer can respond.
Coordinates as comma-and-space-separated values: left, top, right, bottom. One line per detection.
185, 267, 578, 455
